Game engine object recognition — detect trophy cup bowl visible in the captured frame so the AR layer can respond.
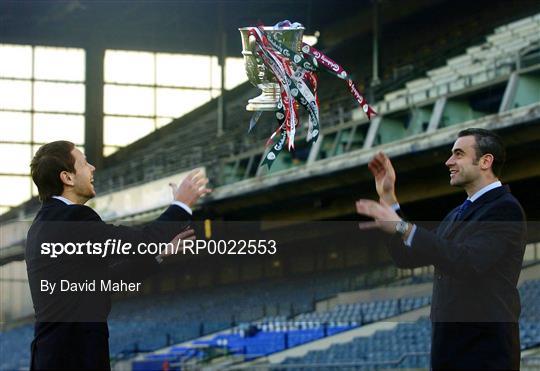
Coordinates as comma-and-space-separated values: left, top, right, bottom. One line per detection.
239, 26, 305, 111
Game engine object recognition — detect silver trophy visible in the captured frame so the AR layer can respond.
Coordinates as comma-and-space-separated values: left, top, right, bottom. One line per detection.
239, 26, 305, 111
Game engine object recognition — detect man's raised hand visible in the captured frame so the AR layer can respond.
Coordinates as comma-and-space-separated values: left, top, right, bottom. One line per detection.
169, 170, 212, 207
355, 198, 401, 234
368, 151, 397, 205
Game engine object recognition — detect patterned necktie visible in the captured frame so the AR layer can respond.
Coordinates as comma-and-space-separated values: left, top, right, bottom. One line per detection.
455, 199, 472, 221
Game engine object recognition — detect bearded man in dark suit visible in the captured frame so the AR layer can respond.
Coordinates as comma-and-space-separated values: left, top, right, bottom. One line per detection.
355, 128, 526, 370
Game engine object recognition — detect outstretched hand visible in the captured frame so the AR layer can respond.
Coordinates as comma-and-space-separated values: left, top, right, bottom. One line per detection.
170, 169, 212, 207
355, 198, 401, 234
159, 228, 196, 259
368, 152, 397, 205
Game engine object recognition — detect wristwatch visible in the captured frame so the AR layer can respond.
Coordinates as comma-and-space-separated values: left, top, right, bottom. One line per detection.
395, 220, 410, 236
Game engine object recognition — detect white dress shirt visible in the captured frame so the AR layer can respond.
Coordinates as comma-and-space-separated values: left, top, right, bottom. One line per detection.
52, 195, 74, 205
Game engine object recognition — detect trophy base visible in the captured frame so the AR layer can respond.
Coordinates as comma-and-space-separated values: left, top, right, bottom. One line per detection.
246, 84, 281, 111
246, 101, 279, 111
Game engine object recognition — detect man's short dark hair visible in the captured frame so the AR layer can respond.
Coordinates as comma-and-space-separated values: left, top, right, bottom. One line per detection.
458, 128, 506, 177
30, 141, 76, 201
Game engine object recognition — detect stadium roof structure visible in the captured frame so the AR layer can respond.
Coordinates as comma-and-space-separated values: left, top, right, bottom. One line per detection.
2, 0, 452, 55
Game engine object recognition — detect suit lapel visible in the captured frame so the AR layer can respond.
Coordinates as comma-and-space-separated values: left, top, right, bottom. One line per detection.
439, 208, 460, 238
442, 186, 508, 238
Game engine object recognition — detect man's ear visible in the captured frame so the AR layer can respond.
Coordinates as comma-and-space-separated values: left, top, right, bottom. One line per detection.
480, 153, 494, 171
59, 170, 75, 186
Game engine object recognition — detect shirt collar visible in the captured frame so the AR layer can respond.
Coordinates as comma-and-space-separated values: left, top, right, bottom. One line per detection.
469, 180, 502, 203
52, 195, 74, 205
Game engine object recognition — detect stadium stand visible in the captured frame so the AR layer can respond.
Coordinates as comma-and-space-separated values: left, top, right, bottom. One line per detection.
274, 279, 540, 370
129, 293, 431, 370
67, 9, 536, 215
122, 256, 540, 370
125, 275, 540, 370
0, 262, 536, 369
101, 11, 540, 191
379, 13, 540, 114
109, 269, 362, 354
519, 280, 540, 350
0, 266, 401, 370
278, 318, 432, 370
0, 324, 33, 371
1, 10, 539, 228
294, 296, 430, 325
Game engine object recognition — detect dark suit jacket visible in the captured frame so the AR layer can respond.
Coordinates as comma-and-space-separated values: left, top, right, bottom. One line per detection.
25, 198, 191, 370
388, 186, 526, 370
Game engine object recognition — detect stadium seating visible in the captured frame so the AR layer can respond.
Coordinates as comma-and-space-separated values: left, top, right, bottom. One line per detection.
131, 349, 203, 371
519, 280, 540, 350
161, 274, 535, 371
381, 13, 540, 112
0, 268, 371, 369
1, 276, 538, 370
295, 296, 430, 325
280, 318, 432, 370
130, 293, 431, 368
0, 324, 33, 371
277, 279, 540, 370
107, 270, 361, 355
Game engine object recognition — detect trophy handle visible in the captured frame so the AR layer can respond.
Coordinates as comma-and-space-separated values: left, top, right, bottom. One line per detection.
248, 34, 257, 54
